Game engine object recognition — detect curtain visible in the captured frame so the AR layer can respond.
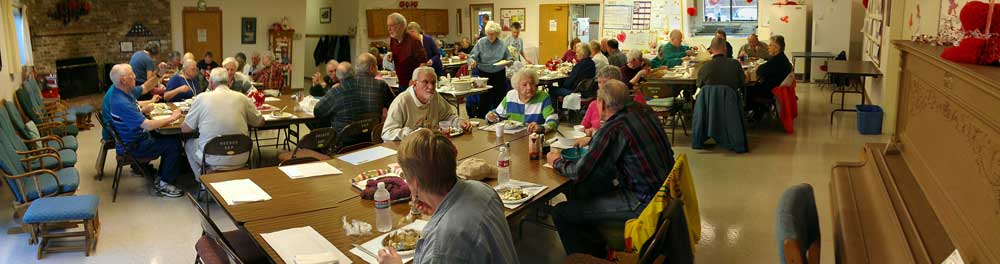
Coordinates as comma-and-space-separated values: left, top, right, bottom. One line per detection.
1, 0, 22, 75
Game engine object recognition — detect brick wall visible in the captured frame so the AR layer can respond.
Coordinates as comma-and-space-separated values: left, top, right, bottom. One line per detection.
28, 0, 171, 83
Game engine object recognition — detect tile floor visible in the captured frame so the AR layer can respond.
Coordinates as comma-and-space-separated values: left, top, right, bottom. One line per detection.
0, 83, 885, 263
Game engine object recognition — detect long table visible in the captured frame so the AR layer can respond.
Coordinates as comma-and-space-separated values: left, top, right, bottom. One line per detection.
240, 129, 570, 263
155, 95, 315, 135
201, 127, 530, 224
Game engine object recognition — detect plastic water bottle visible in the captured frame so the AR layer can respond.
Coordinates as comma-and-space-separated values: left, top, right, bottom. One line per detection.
374, 182, 392, 232
497, 142, 511, 186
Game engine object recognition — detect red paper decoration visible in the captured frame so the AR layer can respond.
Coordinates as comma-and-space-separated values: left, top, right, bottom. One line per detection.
709, 0, 720, 5
746, 0, 753, 3
412, 1, 418, 8
687, 7, 697, 16
780, 16, 790, 23
862, 0, 868, 9
960, 1, 1000, 32
617, 31, 627, 42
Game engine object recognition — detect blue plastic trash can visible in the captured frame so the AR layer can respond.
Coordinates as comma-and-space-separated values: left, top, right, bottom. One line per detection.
856, 104, 883, 135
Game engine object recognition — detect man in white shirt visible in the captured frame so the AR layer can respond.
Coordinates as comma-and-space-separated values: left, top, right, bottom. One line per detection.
181, 68, 265, 179
222, 57, 258, 95
590, 40, 610, 70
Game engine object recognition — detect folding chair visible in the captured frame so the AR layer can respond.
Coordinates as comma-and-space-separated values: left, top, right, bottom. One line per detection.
277, 127, 337, 163
640, 81, 688, 144
198, 134, 254, 212
107, 125, 156, 202
335, 114, 381, 154
187, 193, 267, 264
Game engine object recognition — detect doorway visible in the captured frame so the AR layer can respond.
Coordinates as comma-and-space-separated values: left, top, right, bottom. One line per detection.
538, 4, 568, 62
469, 4, 494, 40
182, 7, 222, 62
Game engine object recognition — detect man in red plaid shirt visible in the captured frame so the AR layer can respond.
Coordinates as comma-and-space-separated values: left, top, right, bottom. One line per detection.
253, 53, 284, 95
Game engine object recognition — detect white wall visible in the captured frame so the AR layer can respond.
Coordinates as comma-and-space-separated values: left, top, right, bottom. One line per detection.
170, 0, 307, 89
304, 0, 358, 75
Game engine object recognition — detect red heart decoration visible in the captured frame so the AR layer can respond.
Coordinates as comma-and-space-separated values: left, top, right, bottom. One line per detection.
709, 0, 720, 5
412, 1, 418, 8
399, 1, 405, 8
780, 16, 790, 23
687, 7, 697, 16
862, 0, 868, 9
746, 0, 753, 3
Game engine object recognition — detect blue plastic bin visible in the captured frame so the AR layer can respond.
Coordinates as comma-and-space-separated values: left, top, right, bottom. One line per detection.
856, 104, 883, 135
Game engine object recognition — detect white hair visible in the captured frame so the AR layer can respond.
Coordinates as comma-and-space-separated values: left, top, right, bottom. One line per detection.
209, 67, 229, 86
626, 50, 644, 61
512, 69, 538, 87
109, 64, 132, 86
221, 57, 238, 67
182, 59, 198, 70
326, 59, 338, 68
484, 21, 502, 35
411, 66, 436, 82
596, 65, 623, 80
354, 53, 376, 73
388, 13, 407, 26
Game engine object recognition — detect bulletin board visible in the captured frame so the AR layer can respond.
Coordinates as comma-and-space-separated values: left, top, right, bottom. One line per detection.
600, 0, 684, 52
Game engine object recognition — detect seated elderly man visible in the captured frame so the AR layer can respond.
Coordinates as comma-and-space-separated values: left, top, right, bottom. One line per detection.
181, 68, 264, 179
106, 64, 185, 198
253, 53, 284, 96
697, 37, 746, 90
546, 80, 675, 258
314, 54, 394, 146
382, 66, 470, 141
377, 129, 518, 264
222, 57, 258, 95
580, 65, 648, 135
652, 29, 697, 68
486, 69, 558, 134
163, 59, 201, 102
621, 50, 651, 89
739, 33, 770, 60
310, 59, 339, 97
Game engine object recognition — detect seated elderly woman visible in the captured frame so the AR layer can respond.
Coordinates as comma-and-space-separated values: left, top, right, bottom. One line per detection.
163, 59, 200, 102
486, 69, 558, 134
550, 42, 596, 98
377, 129, 519, 264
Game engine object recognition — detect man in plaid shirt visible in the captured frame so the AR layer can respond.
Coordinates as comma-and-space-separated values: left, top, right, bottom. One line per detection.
546, 79, 675, 259
253, 53, 284, 95
313, 53, 394, 146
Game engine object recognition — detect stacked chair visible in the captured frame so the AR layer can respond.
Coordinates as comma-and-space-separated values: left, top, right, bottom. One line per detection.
0, 103, 78, 171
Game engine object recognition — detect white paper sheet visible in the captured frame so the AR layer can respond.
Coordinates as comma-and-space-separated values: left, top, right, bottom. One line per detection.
337, 146, 397, 165
349, 220, 428, 264
495, 180, 548, 209
279, 162, 343, 179
264, 97, 281, 102
478, 123, 528, 134
210, 179, 271, 205
261, 226, 352, 264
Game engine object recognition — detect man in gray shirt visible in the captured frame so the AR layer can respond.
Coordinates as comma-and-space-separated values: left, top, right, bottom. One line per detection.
378, 129, 518, 264
182, 68, 264, 179
697, 37, 746, 90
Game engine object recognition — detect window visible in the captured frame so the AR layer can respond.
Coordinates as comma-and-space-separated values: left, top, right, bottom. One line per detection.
704, 0, 757, 22
12, 5, 32, 66
697, 0, 757, 36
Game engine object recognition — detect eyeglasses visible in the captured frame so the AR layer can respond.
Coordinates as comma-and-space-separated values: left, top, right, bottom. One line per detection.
416, 80, 436, 86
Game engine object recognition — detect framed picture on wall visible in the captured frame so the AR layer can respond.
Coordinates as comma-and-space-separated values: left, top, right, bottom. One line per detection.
242, 17, 257, 44
120, 41, 133, 53
500, 8, 526, 31
320, 7, 332, 24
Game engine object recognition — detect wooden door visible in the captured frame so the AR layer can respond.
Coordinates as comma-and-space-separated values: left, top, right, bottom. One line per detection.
183, 7, 222, 60
539, 4, 568, 62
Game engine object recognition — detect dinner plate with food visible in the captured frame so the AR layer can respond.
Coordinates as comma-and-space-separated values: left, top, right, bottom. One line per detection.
269, 111, 294, 119
497, 186, 531, 204
382, 229, 421, 257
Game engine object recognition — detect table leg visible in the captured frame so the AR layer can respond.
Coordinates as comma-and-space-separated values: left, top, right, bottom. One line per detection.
804, 57, 812, 83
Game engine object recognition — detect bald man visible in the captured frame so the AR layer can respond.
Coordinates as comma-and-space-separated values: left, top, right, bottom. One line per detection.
547, 79, 675, 258
697, 37, 745, 89
652, 30, 697, 68
105, 64, 185, 198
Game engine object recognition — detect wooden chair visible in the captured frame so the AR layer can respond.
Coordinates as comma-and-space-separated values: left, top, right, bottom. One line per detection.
334, 114, 381, 154
0, 126, 80, 237
565, 199, 691, 264
0, 104, 77, 171
640, 81, 687, 144
3, 100, 76, 151
198, 134, 254, 212
22, 195, 100, 259
276, 127, 337, 163
187, 193, 267, 264
13, 81, 79, 136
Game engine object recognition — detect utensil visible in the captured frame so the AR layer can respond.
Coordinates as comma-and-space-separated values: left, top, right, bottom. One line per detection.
352, 244, 378, 258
